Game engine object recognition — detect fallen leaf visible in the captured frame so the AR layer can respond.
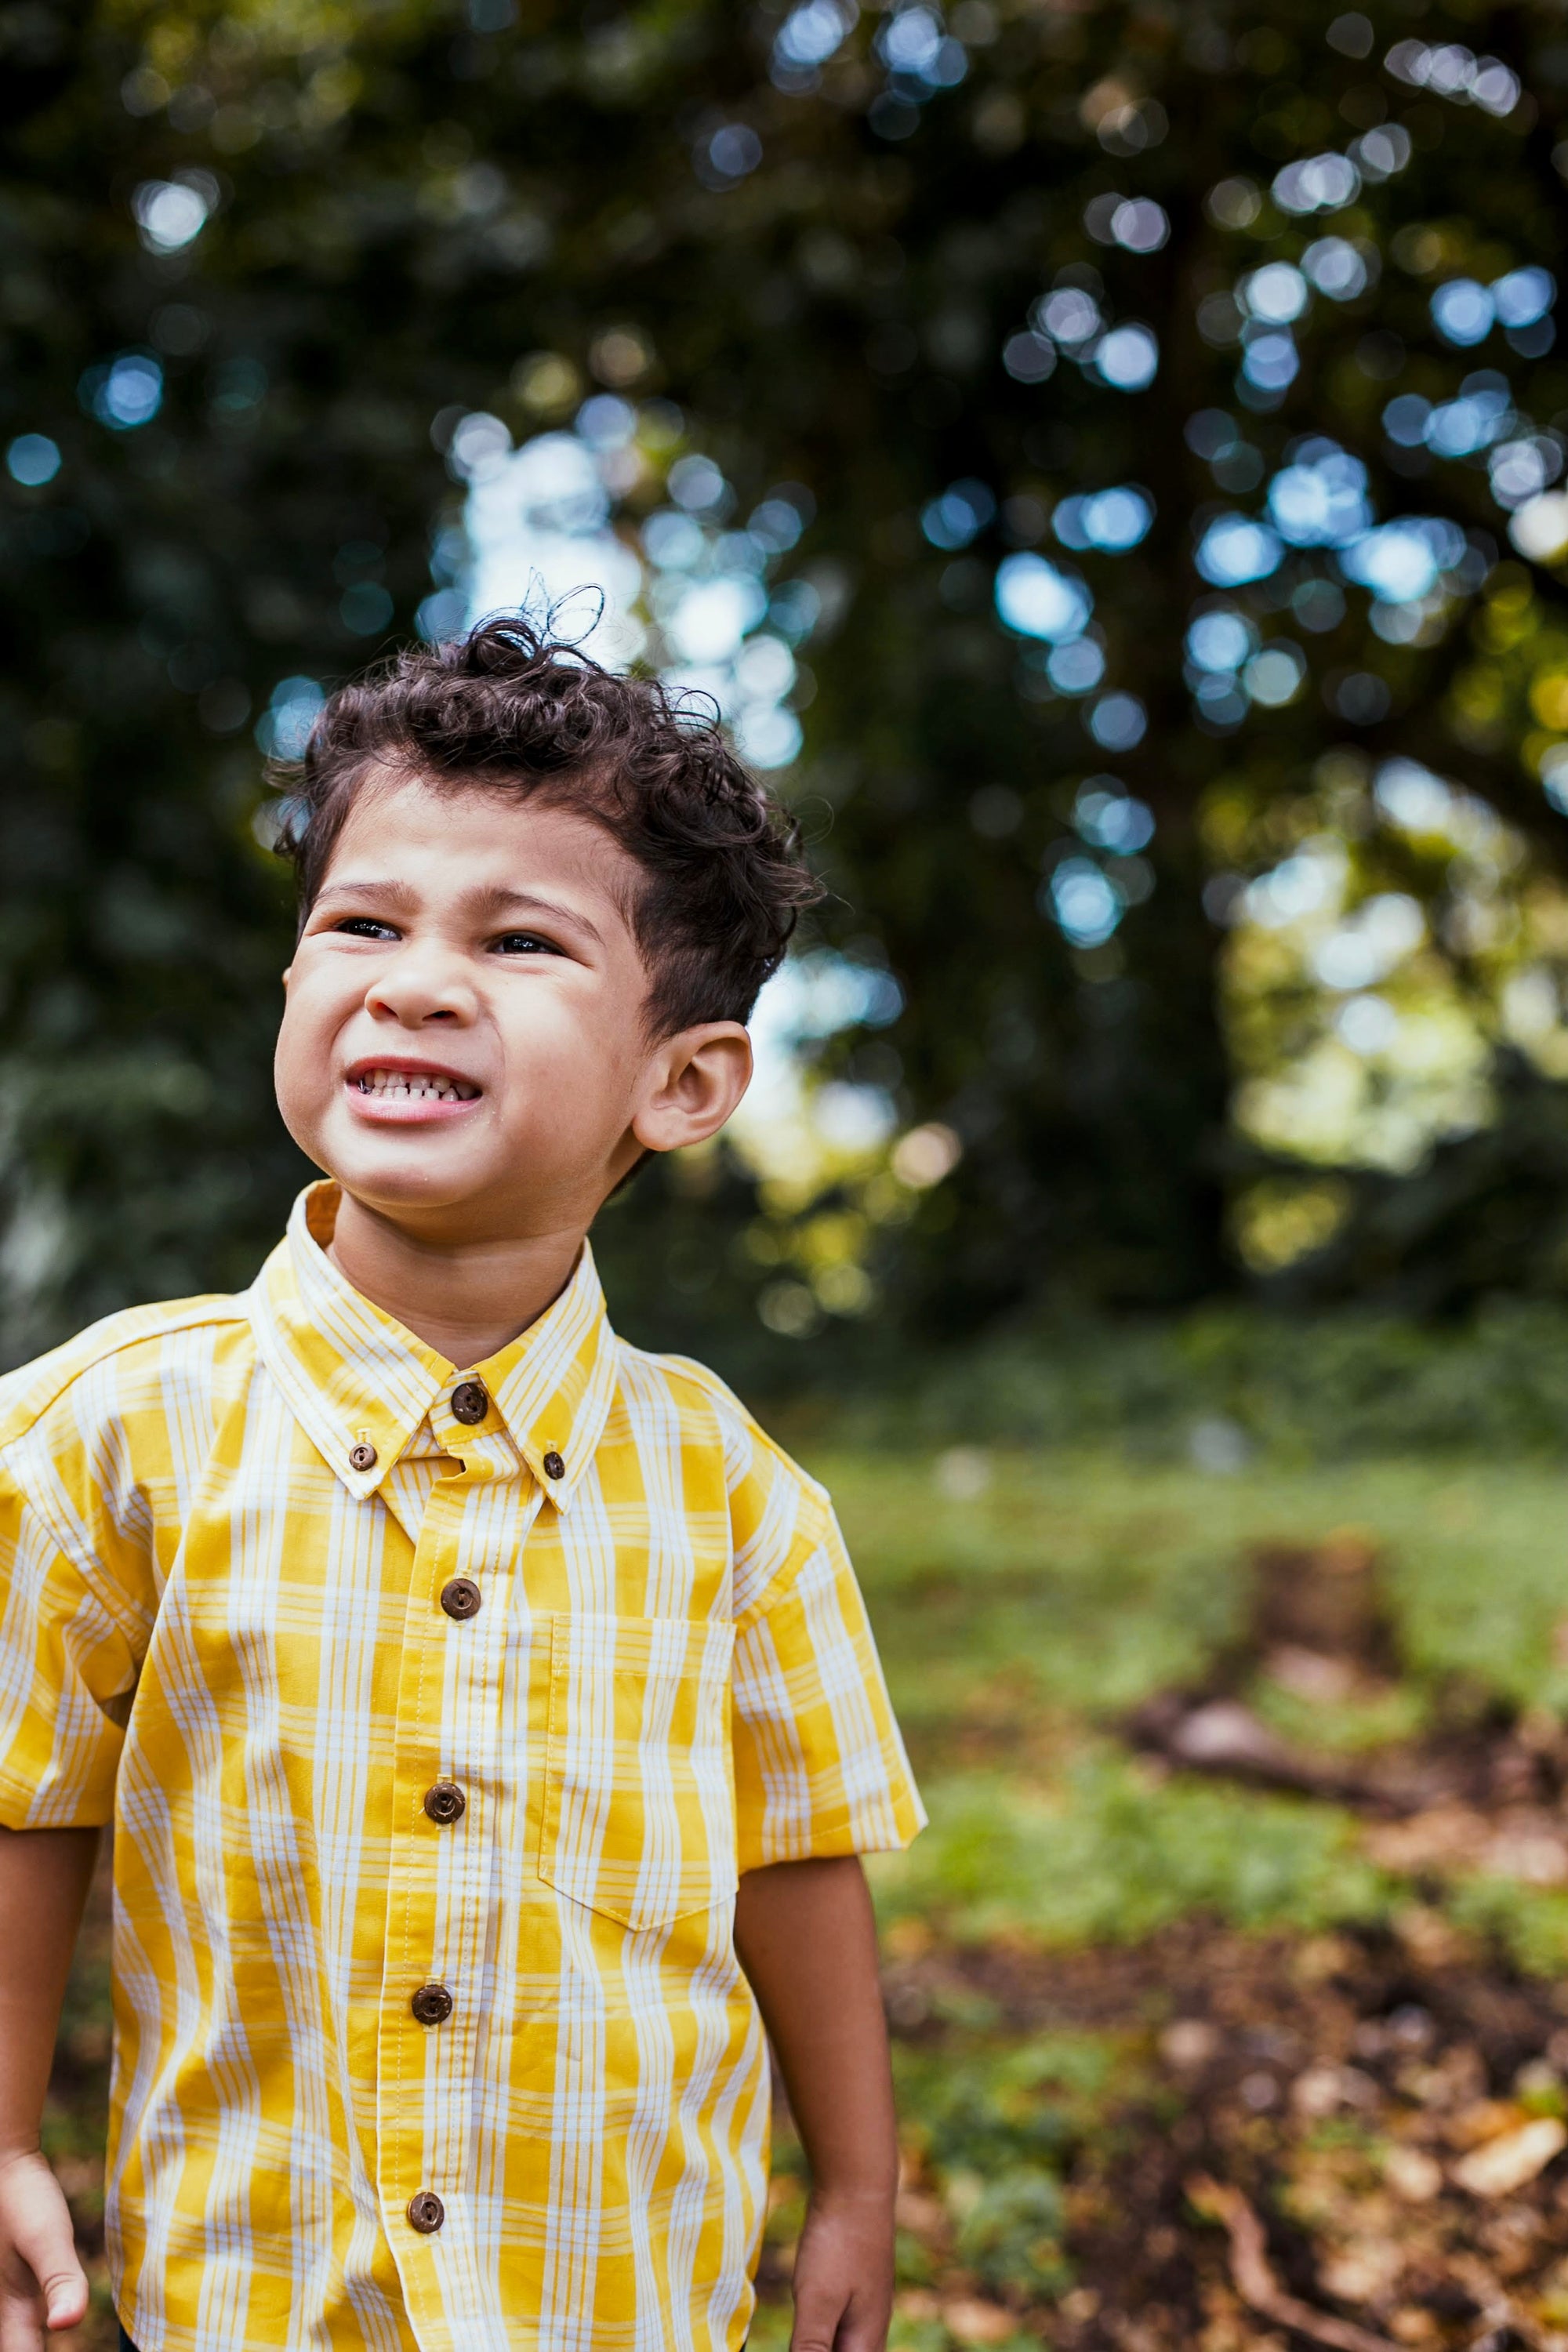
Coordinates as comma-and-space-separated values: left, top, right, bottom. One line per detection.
942, 2297, 1018, 2345
1319, 2242, 1404, 2304
1162, 2018, 1221, 2067
1382, 2146, 1443, 2203
1447, 2100, 1526, 2151
1451, 2117, 1567, 2198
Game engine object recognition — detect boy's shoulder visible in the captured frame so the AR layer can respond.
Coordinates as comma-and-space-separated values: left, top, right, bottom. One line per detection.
613, 1338, 830, 1511
0, 1291, 248, 1453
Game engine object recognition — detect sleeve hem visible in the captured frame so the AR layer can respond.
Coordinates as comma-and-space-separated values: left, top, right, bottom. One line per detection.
0, 1777, 114, 1833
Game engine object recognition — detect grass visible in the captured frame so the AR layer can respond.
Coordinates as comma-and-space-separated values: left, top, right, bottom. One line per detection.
809, 1446, 1568, 1965
823, 1449, 1568, 1733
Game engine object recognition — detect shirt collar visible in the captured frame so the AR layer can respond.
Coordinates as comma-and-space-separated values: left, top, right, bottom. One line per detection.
247, 1181, 618, 1511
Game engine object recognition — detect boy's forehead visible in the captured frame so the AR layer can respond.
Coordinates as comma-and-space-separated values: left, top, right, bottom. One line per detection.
325, 768, 640, 918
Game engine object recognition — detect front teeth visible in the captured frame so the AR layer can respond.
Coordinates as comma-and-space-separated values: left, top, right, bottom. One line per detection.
356, 1070, 477, 1102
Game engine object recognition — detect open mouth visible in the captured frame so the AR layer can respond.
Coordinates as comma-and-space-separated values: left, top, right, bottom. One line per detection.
352, 1069, 480, 1102
343, 1060, 484, 1119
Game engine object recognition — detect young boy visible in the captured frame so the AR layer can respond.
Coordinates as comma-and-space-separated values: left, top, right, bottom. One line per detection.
0, 620, 924, 2352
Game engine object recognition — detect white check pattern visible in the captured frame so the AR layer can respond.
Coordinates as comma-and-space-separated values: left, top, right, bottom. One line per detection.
0, 1183, 923, 2352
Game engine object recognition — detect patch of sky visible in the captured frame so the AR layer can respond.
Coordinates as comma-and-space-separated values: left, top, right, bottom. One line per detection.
1348, 123, 1412, 180
1044, 856, 1124, 947
1076, 780, 1155, 852
1301, 238, 1370, 301
876, 2, 966, 86
1338, 516, 1465, 603
1186, 608, 1254, 673
1094, 324, 1160, 390
1272, 152, 1360, 215
1312, 892, 1425, 990
1194, 514, 1283, 587
6, 434, 60, 487
1243, 641, 1306, 706
1374, 757, 1504, 849
1240, 327, 1298, 394
1052, 485, 1152, 552
1494, 267, 1555, 327
922, 477, 996, 550
642, 508, 707, 570
1047, 637, 1105, 694
1385, 39, 1522, 118
994, 552, 1093, 641
1109, 198, 1168, 252
1087, 691, 1146, 750
434, 405, 807, 764
1489, 437, 1563, 510
1002, 328, 1057, 383
695, 124, 763, 189
773, 0, 856, 79
1244, 844, 1345, 928
1033, 287, 1102, 349
1268, 441, 1372, 545
255, 675, 324, 760
80, 352, 163, 430
1541, 746, 1568, 817
1432, 279, 1496, 347
1385, 374, 1513, 458
132, 173, 216, 255
1239, 263, 1309, 325
729, 948, 904, 1182
1336, 994, 1400, 1054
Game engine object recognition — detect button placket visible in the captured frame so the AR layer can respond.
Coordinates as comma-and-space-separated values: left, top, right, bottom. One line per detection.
376, 1433, 542, 2272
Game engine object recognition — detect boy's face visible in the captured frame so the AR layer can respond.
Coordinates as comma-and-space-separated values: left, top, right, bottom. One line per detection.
274, 769, 750, 1242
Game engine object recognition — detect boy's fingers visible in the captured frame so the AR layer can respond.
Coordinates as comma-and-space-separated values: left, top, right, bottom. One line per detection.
43, 2271, 89, 2331
9, 2200, 88, 2332
789, 2281, 848, 2352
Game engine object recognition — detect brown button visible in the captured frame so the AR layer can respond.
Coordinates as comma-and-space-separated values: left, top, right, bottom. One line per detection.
543, 1450, 565, 1482
411, 1982, 453, 2026
423, 1780, 466, 1825
348, 1441, 377, 1472
450, 1380, 488, 1425
407, 2190, 445, 2234
440, 1577, 482, 1622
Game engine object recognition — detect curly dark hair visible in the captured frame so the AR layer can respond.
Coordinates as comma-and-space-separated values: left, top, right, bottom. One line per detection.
272, 616, 822, 1035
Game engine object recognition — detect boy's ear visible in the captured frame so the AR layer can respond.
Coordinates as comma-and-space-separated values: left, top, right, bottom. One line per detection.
630, 1022, 753, 1156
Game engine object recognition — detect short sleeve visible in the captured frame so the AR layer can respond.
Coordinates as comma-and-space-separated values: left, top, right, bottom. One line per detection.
0, 1432, 144, 1831
731, 1476, 924, 1872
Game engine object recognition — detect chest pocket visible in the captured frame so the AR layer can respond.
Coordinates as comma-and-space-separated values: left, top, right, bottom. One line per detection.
539, 1613, 738, 1932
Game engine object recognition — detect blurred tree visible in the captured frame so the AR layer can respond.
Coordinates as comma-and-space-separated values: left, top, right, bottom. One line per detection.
6, 0, 1568, 1360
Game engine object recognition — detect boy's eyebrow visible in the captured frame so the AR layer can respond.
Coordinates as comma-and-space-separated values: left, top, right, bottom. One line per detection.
314, 877, 608, 948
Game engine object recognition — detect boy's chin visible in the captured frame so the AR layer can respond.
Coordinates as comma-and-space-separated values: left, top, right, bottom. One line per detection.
327, 1140, 499, 1218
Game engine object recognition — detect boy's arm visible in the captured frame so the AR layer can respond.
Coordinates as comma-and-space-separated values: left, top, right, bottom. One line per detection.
734, 1855, 898, 2352
0, 1825, 98, 2347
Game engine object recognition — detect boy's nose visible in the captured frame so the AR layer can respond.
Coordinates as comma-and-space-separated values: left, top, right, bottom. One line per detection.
365, 955, 477, 1025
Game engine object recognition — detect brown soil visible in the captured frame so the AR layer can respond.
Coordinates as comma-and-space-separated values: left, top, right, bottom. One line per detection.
797, 1912, 1568, 2350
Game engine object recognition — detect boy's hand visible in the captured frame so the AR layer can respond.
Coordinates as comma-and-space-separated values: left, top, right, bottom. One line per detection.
789, 2183, 895, 2352
0, 2151, 89, 2349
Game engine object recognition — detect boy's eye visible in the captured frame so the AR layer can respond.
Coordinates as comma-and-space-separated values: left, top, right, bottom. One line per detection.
335, 916, 400, 941
492, 931, 560, 956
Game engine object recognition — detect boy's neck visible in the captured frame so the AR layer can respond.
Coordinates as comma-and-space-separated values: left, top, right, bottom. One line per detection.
325, 1190, 586, 1369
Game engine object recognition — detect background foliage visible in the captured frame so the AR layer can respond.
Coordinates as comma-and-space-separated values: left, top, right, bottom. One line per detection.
9, 0, 1568, 1373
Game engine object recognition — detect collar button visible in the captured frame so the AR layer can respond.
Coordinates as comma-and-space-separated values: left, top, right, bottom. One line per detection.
411, 1983, 454, 2026
348, 1441, 377, 1472
543, 1449, 565, 1482
451, 1380, 489, 1426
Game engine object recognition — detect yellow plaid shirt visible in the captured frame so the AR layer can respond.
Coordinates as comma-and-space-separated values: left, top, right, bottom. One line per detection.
0, 1183, 922, 2352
